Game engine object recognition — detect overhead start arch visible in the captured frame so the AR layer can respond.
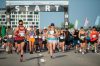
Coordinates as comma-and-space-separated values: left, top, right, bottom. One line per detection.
6, 0, 69, 28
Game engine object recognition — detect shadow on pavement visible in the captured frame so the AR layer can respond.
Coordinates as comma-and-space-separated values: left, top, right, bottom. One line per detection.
54, 54, 67, 59
0, 57, 7, 59
25, 56, 44, 62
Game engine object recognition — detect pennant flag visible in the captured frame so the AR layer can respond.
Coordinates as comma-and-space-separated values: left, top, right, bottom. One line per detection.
74, 19, 79, 29
95, 16, 100, 26
84, 17, 89, 27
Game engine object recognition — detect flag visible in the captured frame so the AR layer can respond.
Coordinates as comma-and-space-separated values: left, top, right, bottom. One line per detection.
95, 16, 100, 26
84, 17, 89, 27
1, 26, 6, 38
74, 19, 79, 29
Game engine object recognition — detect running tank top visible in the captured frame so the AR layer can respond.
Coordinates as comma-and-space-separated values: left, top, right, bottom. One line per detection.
59, 33, 65, 40
80, 34, 85, 39
49, 30, 55, 35
74, 31, 79, 39
48, 30, 57, 40
29, 30, 34, 38
90, 31, 98, 41
15, 26, 26, 40
42, 32, 46, 41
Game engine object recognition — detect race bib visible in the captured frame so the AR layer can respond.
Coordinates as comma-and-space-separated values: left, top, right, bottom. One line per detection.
35, 36, 38, 38
30, 36, 34, 38
8, 35, 12, 38
80, 36, 85, 39
60, 36, 64, 39
39, 36, 42, 38
4, 39, 7, 41
92, 35, 96, 38
42, 36, 46, 40
50, 31, 54, 35
19, 32, 25, 36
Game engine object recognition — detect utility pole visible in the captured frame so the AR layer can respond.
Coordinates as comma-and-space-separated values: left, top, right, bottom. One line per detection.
64, 5, 69, 29
6, 6, 11, 27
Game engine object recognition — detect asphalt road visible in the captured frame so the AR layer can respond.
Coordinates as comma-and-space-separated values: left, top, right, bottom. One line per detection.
0, 50, 100, 66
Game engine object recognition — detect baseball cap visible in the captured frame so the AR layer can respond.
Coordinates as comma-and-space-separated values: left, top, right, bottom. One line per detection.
50, 23, 55, 26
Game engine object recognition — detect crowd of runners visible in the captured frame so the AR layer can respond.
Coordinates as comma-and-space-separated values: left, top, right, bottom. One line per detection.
0, 20, 100, 62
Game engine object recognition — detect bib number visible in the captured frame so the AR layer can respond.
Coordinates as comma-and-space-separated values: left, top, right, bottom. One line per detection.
8, 35, 12, 38
35, 36, 38, 38
92, 35, 96, 38
60, 36, 64, 39
80, 36, 85, 39
30, 36, 34, 38
19, 33, 25, 37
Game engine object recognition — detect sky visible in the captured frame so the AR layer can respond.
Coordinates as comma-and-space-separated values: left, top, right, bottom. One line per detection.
69, 0, 100, 28
0, 0, 6, 8
40, 12, 64, 28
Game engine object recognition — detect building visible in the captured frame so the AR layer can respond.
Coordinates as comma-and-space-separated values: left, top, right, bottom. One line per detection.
10, 11, 40, 28
0, 11, 6, 26
0, 0, 6, 26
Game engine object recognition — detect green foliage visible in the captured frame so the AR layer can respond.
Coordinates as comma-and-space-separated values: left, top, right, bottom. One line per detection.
68, 23, 74, 29
61, 22, 65, 28
60, 22, 74, 29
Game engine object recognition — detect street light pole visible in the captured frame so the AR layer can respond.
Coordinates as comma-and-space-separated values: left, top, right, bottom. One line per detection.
64, 6, 69, 29
6, 6, 11, 27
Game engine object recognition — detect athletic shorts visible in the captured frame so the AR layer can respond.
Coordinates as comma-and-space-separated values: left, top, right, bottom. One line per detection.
73, 39, 79, 46
80, 38, 86, 43
34, 38, 39, 45
48, 40, 57, 44
42, 40, 47, 45
65, 39, 70, 45
39, 38, 42, 43
28, 38, 35, 43
3, 39, 7, 43
59, 39, 65, 42
16, 39, 25, 44
90, 40, 97, 45
7, 38, 14, 43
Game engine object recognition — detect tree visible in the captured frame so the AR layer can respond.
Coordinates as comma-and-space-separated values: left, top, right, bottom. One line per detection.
60, 22, 74, 29
61, 22, 65, 28
68, 23, 74, 29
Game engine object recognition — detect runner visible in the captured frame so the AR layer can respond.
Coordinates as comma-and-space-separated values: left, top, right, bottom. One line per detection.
72, 29, 79, 53
42, 27, 48, 51
6, 26, 14, 53
34, 28, 40, 52
38, 28, 43, 52
59, 29, 65, 52
13, 27, 19, 53
90, 26, 98, 53
14, 20, 27, 62
86, 27, 91, 52
47, 23, 58, 58
27, 26, 35, 54
79, 27, 86, 54
65, 28, 72, 50
3, 36, 8, 51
